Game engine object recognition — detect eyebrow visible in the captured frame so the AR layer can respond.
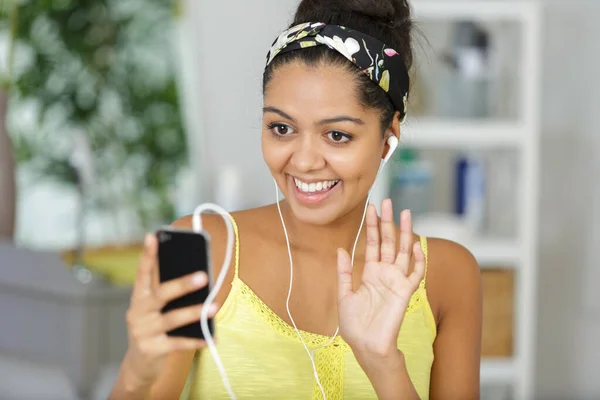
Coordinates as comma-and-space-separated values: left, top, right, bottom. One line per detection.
263, 106, 365, 126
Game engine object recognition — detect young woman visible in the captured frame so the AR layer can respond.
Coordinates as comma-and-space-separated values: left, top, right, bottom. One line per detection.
109, 0, 482, 399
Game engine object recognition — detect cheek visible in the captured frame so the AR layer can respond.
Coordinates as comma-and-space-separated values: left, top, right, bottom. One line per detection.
327, 144, 382, 181
261, 131, 287, 172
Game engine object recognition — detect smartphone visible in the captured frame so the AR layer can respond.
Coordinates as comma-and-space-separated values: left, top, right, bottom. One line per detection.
156, 228, 214, 339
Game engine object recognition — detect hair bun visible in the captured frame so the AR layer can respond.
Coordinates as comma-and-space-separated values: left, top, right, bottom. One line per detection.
295, 0, 410, 27
292, 0, 414, 70
333, 0, 396, 22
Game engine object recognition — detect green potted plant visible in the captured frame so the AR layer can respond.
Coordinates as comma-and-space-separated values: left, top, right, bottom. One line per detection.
5, 0, 189, 252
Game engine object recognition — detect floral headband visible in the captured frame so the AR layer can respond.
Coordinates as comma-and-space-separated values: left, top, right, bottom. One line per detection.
266, 22, 410, 121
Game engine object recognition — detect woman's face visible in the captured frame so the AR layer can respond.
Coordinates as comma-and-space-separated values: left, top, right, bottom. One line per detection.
262, 61, 389, 226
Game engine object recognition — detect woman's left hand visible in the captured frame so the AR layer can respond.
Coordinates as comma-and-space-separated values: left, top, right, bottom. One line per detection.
337, 198, 425, 362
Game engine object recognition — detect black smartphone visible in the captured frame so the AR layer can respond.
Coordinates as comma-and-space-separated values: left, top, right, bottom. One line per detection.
156, 228, 214, 339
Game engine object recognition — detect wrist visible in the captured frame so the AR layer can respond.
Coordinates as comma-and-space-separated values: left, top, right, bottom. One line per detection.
354, 349, 418, 400
353, 347, 406, 376
120, 351, 154, 395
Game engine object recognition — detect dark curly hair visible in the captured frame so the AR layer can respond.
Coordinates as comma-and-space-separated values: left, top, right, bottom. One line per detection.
263, 0, 414, 134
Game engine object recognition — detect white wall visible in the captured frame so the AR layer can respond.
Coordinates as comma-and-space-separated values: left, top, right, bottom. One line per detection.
181, 0, 300, 209
535, 1, 600, 398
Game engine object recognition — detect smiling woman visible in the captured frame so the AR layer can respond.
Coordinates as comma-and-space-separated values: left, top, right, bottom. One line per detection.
109, 0, 482, 399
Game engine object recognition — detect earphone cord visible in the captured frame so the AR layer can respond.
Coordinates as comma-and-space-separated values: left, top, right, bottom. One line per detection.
274, 161, 385, 400
275, 188, 328, 400
193, 204, 237, 400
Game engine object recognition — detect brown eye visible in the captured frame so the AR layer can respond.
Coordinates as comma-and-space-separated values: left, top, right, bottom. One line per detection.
327, 131, 351, 143
270, 123, 294, 136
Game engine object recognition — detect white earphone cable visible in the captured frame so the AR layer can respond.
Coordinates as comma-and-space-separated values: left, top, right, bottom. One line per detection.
275, 186, 329, 399
192, 203, 237, 400
274, 159, 387, 399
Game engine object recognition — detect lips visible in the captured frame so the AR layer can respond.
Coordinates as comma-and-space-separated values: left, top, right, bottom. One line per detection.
288, 175, 342, 206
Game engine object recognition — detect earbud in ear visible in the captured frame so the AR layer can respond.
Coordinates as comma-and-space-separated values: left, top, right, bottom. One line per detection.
383, 135, 399, 163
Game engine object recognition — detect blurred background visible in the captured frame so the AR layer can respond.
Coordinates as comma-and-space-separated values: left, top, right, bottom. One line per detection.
0, 0, 598, 399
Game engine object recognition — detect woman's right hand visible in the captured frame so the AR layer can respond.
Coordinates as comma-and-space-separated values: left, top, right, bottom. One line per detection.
121, 233, 217, 390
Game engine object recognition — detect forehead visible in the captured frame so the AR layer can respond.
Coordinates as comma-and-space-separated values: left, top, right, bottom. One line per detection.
264, 62, 368, 117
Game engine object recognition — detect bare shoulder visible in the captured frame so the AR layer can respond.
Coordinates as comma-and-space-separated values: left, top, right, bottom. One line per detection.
420, 237, 482, 325
171, 205, 277, 242
425, 238, 483, 397
169, 205, 277, 283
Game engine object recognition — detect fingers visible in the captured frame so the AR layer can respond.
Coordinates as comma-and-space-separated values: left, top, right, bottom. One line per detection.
138, 303, 219, 337
132, 234, 158, 300
337, 248, 354, 301
167, 337, 209, 352
408, 241, 426, 289
155, 271, 209, 306
394, 209, 413, 275
379, 199, 396, 264
162, 303, 218, 333
137, 334, 208, 357
364, 204, 380, 263
132, 234, 209, 314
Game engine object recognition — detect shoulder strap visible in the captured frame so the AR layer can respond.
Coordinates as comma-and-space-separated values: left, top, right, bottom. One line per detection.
227, 213, 241, 279
418, 236, 429, 289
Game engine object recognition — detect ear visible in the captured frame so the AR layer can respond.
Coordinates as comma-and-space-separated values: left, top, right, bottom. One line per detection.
382, 111, 402, 161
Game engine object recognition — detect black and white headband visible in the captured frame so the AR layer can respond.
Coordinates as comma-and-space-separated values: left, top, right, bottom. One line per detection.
266, 22, 410, 121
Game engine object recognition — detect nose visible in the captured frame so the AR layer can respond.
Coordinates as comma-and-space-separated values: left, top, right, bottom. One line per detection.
290, 135, 326, 173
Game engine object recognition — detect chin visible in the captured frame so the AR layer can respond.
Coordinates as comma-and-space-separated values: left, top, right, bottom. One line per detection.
285, 202, 341, 226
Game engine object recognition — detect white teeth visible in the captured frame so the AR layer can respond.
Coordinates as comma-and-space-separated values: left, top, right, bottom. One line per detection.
293, 177, 339, 193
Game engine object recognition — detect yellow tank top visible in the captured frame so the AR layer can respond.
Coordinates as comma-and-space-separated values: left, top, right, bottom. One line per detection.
182, 216, 436, 399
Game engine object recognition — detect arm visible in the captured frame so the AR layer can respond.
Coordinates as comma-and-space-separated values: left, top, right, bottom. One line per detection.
337, 201, 423, 399
110, 351, 195, 400
109, 214, 234, 399
428, 239, 483, 400
358, 239, 483, 400
354, 349, 419, 400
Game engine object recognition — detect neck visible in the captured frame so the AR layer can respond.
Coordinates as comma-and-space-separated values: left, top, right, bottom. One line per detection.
277, 199, 369, 257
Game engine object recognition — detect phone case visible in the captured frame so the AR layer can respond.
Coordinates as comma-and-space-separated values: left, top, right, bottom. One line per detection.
157, 228, 214, 339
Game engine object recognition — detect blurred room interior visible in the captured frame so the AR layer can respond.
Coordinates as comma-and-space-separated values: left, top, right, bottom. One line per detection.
0, 0, 598, 399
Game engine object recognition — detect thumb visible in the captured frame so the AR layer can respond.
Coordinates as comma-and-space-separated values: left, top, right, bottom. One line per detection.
337, 248, 354, 302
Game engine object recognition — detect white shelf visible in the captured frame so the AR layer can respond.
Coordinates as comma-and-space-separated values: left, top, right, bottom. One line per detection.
481, 358, 517, 386
466, 238, 521, 267
407, 2, 541, 399
401, 119, 525, 149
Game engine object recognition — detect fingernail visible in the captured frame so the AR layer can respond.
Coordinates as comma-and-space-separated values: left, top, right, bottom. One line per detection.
144, 233, 152, 248
192, 272, 207, 286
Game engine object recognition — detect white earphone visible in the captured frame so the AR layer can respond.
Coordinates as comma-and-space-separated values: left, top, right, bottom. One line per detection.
383, 134, 399, 163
